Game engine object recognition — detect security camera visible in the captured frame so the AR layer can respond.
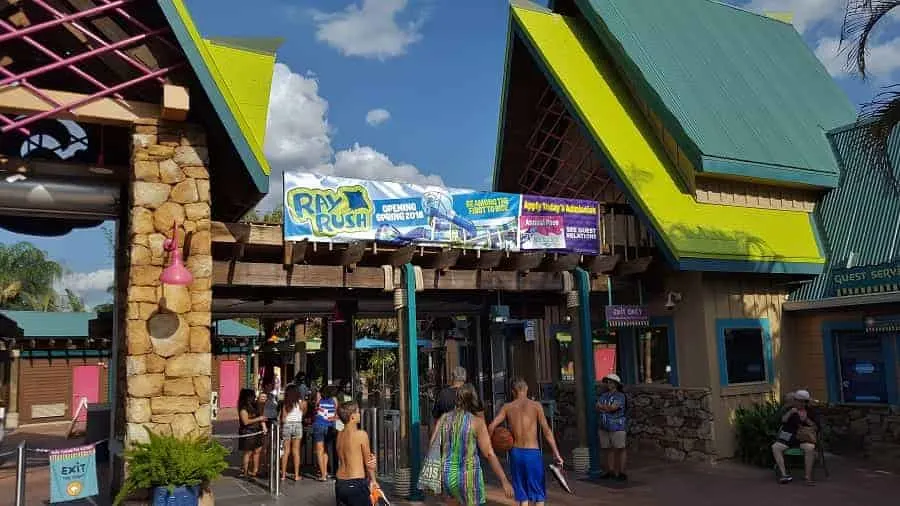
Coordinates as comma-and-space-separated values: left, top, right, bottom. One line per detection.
664, 291, 683, 310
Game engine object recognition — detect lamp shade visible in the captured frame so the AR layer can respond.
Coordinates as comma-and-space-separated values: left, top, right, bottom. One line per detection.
160, 222, 193, 286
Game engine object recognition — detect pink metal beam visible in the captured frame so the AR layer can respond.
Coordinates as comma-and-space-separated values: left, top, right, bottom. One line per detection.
0, 29, 167, 87
0, 18, 124, 100
30, 0, 166, 83
0, 112, 30, 135
96, 0, 181, 53
1, 62, 185, 133
0, 0, 134, 44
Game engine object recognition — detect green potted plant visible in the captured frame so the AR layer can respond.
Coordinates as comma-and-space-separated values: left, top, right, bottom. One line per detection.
114, 432, 229, 506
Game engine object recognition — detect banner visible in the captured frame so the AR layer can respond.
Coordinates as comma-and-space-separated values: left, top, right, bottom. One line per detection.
520, 195, 600, 253
49, 445, 98, 503
283, 173, 599, 254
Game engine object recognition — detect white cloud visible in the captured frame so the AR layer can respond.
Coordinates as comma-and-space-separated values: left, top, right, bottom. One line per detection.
815, 36, 900, 78
312, 0, 425, 60
365, 108, 391, 126
740, 0, 843, 34
260, 63, 442, 210
58, 268, 114, 294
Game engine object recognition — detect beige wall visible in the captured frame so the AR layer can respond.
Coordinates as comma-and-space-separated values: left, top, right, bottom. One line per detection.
646, 272, 789, 458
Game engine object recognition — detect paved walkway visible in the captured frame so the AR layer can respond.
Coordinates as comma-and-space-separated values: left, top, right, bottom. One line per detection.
3, 417, 900, 505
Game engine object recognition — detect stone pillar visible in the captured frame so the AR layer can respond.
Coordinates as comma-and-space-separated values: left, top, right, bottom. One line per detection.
6, 350, 19, 429
124, 119, 213, 444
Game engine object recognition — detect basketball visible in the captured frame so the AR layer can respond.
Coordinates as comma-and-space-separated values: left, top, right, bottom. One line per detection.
491, 427, 514, 452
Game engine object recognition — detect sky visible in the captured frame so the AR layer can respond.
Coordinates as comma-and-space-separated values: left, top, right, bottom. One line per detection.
2, 0, 899, 309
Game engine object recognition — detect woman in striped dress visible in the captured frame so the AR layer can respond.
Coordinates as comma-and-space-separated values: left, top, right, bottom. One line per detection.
434, 384, 512, 505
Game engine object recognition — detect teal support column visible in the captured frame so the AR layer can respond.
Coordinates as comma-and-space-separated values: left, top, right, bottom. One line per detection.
575, 268, 600, 477
403, 263, 423, 500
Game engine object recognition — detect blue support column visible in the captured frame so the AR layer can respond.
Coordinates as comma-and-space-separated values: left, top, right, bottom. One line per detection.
403, 263, 423, 500
575, 268, 600, 477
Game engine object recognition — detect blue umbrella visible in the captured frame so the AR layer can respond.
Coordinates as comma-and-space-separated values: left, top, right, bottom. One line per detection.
354, 337, 435, 350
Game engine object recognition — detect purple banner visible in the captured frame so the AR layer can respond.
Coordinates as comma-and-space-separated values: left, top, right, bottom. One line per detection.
605, 305, 650, 327
519, 195, 599, 254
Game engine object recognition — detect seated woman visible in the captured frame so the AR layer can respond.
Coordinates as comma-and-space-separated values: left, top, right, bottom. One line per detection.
772, 389, 819, 485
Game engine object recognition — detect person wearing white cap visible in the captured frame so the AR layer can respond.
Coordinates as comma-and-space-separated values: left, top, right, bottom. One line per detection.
772, 389, 819, 485
596, 373, 628, 481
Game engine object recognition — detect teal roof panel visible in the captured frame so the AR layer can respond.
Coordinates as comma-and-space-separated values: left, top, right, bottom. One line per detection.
0, 311, 95, 338
215, 319, 259, 337
790, 122, 900, 301
576, 0, 857, 187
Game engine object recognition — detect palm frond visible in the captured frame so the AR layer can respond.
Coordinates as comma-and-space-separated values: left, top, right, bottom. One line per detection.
840, 0, 900, 78
859, 86, 900, 191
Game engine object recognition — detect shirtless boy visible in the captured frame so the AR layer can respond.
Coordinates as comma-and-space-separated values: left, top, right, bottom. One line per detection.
489, 379, 563, 506
334, 401, 378, 506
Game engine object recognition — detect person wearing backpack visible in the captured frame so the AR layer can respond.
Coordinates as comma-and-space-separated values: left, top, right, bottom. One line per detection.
596, 373, 628, 481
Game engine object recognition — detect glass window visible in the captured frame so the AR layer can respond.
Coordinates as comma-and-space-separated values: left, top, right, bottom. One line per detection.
835, 331, 888, 404
555, 330, 575, 382
723, 327, 767, 384
637, 327, 672, 384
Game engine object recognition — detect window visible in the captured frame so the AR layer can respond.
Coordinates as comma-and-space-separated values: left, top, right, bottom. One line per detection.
717, 319, 772, 385
835, 331, 889, 404
636, 327, 673, 384
555, 329, 575, 382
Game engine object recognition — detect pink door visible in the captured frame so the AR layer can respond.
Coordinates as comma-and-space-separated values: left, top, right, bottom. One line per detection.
219, 361, 240, 408
71, 365, 100, 421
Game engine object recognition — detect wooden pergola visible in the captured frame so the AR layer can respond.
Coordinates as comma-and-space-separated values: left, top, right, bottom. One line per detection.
211, 221, 615, 294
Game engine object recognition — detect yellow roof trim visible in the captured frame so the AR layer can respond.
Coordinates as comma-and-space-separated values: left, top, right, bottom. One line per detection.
512, 7, 823, 265
203, 39, 278, 159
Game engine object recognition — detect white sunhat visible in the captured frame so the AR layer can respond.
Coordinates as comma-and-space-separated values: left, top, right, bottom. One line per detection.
793, 389, 811, 401
604, 373, 622, 384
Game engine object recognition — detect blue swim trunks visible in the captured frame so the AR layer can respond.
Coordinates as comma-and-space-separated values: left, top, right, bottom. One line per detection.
509, 448, 546, 503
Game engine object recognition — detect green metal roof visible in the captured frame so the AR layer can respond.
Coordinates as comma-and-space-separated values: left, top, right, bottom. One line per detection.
790, 122, 900, 301
0, 311, 95, 338
215, 319, 259, 337
574, 0, 857, 188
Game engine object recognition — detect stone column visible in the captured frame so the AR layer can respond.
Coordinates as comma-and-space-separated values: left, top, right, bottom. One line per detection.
6, 350, 19, 429
124, 119, 213, 444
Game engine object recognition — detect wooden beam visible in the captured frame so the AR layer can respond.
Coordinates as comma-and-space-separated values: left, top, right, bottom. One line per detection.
214, 261, 609, 292
161, 84, 189, 121
615, 256, 653, 276
583, 254, 621, 275
211, 222, 281, 247
543, 253, 581, 273
0, 85, 160, 125
0, 155, 126, 180
389, 245, 415, 267
282, 240, 308, 267
432, 249, 460, 273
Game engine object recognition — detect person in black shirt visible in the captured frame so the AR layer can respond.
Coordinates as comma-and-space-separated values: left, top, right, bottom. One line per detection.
772, 389, 819, 485
432, 366, 467, 422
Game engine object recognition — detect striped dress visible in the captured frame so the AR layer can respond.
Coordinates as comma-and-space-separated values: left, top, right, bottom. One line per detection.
440, 410, 485, 505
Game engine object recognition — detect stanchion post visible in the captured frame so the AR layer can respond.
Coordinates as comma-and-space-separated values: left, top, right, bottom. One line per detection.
15, 442, 25, 506
268, 425, 280, 497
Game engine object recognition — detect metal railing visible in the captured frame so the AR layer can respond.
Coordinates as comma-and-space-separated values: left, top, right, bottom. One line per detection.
268, 423, 281, 497
361, 408, 401, 477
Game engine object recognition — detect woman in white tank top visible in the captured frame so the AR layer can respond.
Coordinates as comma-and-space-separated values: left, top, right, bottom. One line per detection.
280, 385, 307, 481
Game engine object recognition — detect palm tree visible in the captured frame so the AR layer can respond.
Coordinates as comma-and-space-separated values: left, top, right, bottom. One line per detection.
841, 0, 900, 187
0, 242, 64, 310
65, 289, 86, 312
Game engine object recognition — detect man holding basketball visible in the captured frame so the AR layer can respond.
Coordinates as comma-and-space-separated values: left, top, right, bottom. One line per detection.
489, 379, 563, 506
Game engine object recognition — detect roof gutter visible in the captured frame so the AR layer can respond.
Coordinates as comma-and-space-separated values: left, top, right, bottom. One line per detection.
783, 291, 900, 311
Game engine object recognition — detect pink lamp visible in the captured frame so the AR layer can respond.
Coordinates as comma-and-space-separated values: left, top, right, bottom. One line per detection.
160, 221, 193, 286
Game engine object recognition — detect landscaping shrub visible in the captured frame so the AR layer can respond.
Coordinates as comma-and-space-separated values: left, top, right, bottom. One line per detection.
734, 400, 782, 468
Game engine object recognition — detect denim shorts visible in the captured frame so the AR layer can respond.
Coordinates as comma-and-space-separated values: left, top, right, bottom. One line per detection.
282, 422, 303, 440
312, 424, 328, 443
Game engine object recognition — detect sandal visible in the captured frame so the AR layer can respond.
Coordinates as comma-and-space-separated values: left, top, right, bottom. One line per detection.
293, 475, 301, 481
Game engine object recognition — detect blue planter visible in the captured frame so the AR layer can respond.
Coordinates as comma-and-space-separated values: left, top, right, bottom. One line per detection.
151, 485, 200, 506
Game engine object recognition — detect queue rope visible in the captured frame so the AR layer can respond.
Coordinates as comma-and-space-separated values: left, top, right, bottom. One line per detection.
24, 439, 109, 454
212, 430, 265, 439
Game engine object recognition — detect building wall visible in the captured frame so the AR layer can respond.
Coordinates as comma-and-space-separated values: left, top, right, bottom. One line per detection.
18, 357, 109, 425
643, 272, 787, 458
783, 305, 900, 403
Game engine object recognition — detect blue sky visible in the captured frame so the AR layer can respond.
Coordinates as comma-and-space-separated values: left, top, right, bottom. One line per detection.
2, 0, 898, 308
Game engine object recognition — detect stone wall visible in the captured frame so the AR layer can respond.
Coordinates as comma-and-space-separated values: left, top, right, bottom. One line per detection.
819, 404, 900, 463
124, 119, 213, 444
551, 383, 716, 462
